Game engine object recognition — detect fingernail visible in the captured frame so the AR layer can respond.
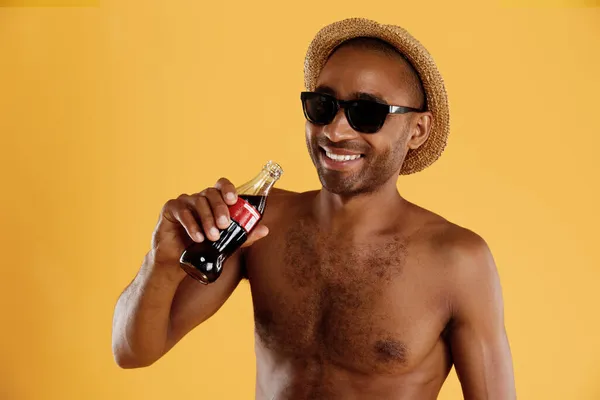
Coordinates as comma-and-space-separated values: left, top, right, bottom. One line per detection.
195, 232, 204, 242
209, 227, 220, 238
226, 193, 236, 202
218, 216, 229, 227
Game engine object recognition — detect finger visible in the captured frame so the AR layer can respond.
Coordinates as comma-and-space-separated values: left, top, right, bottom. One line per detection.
214, 177, 237, 205
190, 195, 221, 242
162, 198, 204, 242
173, 207, 204, 243
242, 224, 269, 247
204, 188, 231, 230
160, 199, 181, 225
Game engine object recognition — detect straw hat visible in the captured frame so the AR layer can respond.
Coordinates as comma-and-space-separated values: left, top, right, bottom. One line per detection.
304, 18, 450, 175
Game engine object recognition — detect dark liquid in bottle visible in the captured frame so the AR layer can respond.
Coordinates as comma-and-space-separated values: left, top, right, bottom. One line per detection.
179, 195, 266, 284
235, 194, 266, 214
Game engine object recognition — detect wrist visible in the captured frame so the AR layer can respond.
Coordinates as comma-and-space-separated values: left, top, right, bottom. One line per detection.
142, 251, 187, 286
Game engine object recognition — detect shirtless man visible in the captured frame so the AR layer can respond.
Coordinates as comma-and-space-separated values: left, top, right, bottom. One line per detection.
112, 18, 516, 399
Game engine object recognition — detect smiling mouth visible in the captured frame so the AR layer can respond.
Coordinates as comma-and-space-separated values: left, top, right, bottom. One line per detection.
325, 151, 362, 161
320, 147, 365, 162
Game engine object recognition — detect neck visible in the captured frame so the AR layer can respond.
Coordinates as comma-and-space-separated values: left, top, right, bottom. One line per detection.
313, 180, 406, 234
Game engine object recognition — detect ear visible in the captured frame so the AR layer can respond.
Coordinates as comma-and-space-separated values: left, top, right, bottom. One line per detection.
407, 112, 433, 150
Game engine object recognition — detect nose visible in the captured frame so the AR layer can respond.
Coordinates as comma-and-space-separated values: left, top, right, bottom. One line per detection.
322, 109, 359, 143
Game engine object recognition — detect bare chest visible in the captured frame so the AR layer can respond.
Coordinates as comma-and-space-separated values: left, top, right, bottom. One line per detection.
245, 219, 449, 374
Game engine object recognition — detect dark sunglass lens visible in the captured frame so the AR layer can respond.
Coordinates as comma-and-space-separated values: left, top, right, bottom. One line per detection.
347, 101, 388, 133
304, 94, 336, 125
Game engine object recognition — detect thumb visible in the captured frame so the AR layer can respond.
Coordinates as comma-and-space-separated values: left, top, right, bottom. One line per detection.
242, 224, 269, 247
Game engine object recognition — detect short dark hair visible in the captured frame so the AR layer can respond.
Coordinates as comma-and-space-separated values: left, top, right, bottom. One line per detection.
331, 37, 426, 110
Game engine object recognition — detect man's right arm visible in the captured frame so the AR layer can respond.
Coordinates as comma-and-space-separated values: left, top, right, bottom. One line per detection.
111, 178, 268, 368
111, 251, 243, 368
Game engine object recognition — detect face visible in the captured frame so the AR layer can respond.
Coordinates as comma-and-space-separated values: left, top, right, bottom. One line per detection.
305, 45, 431, 196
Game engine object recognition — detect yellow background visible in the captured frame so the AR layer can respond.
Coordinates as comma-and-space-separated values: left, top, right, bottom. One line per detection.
0, 1, 98, 7
0, 1, 598, 399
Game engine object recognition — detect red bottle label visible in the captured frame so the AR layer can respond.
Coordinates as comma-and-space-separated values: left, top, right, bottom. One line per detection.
228, 197, 261, 233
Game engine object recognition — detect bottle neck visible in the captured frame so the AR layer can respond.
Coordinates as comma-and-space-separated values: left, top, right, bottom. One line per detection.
237, 169, 279, 196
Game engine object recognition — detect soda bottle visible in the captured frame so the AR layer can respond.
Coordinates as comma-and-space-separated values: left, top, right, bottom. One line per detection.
179, 161, 284, 284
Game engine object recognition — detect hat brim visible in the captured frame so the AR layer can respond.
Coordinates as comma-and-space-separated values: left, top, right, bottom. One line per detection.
304, 18, 450, 175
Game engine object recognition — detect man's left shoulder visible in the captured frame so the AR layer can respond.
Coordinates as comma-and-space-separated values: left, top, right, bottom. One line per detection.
440, 223, 491, 259
412, 209, 496, 276
431, 222, 500, 292
413, 218, 504, 316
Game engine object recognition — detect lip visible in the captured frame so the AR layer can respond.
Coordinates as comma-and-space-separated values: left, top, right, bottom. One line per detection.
319, 148, 364, 171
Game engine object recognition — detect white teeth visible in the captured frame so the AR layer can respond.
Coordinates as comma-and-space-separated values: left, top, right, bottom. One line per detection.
325, 151, 361, 162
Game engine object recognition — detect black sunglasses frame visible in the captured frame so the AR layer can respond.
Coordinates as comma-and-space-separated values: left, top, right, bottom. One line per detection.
301, 91, 423, 134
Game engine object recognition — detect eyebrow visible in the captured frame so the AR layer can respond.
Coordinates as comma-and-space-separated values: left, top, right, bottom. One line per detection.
314, 85, 387, 104
315, 85, 336, 95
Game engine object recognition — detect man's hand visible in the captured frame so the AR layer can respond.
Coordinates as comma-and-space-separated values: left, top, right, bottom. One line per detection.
151, 177, 270, 281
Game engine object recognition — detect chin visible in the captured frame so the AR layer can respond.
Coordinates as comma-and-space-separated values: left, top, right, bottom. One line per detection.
317, 170, 367, 196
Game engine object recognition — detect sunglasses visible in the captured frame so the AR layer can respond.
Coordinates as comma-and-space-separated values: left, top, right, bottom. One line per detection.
301, 91, 423, 134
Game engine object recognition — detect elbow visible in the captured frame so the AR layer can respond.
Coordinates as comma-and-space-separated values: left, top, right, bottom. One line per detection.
112, 342, 159, 369
113, 353, 153, 369
113, 350, 157, 369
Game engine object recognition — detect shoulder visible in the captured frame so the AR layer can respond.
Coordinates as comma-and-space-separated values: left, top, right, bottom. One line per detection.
424, 218, 502, 317
406, 203, 499, 292
407, 203, 493, 269
261, 188, 318, 224
268, 187, 305, 201
265, 188, 317, 209
430, 220, 497, 281
434, 223, 493, 268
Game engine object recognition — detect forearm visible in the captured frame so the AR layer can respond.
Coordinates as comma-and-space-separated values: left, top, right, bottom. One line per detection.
112, 253, 183, 368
